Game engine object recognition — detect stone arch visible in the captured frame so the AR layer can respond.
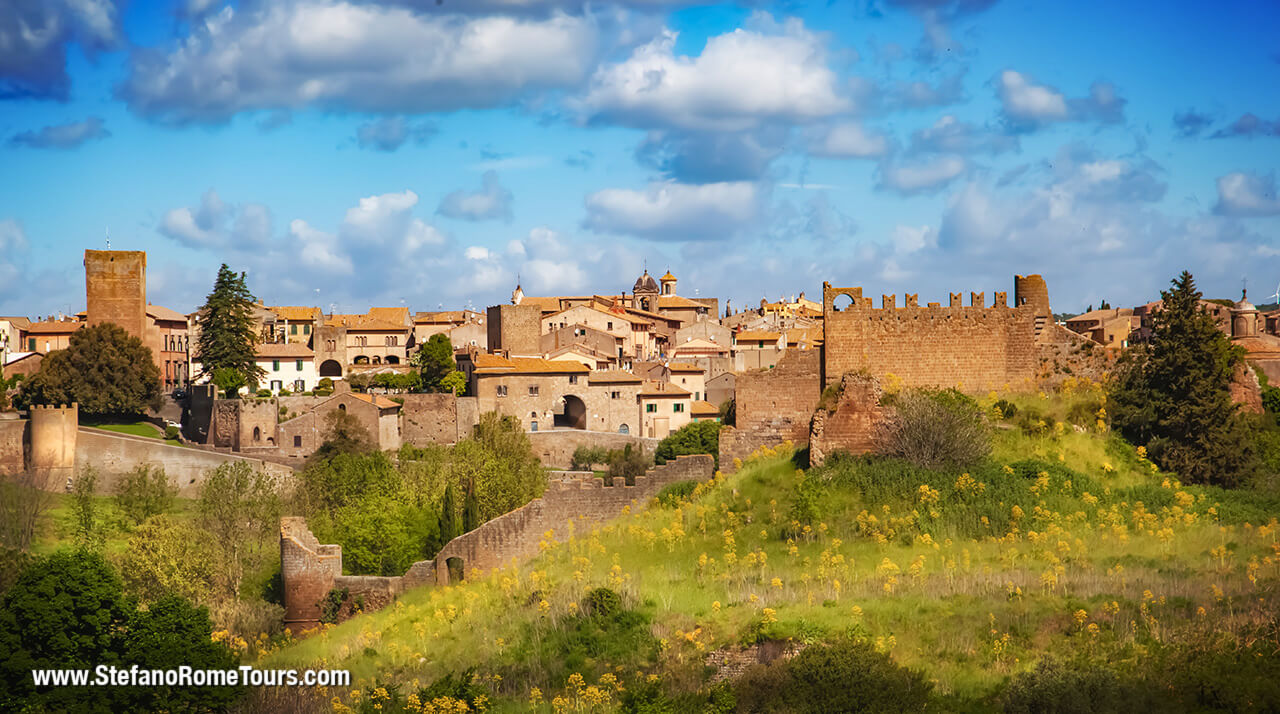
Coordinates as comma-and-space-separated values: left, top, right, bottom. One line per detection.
618, 423, 629, 435
830, 293, 856, 311
371, 356, 382, 365
319, 359, 342, 377
555, 394, 587, 429
253, 426, 261, 442
446, 557, 465, 583
353, 355, 370, 365
385, 355, 400, 365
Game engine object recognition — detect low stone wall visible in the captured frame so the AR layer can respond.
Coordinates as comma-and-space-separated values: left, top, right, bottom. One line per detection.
399, 393, 461, 446
526, 429, 658, 468
719, 350, 822, 471
706, 641, 805, 684
280, 454, 715, 630
78, 429, 294, 497
808, 373, 890, 467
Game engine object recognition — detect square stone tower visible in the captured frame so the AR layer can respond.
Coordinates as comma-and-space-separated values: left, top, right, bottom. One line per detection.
85, 249, 148, 341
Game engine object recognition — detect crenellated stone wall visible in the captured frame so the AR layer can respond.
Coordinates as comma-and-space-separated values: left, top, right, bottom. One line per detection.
279, 454, 715, 632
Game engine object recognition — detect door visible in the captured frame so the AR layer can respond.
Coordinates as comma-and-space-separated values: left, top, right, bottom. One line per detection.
653, 417, 669, 439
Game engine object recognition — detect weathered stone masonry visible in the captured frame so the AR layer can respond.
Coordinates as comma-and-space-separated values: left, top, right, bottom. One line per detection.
718, 349, 822, 469
280, 454, 715, 631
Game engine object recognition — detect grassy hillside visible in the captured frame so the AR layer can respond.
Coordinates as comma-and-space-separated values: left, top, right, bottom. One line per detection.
258, 386, 1280, 712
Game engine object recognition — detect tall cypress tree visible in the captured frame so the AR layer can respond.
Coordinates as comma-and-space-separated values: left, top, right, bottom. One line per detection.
462, 479, 480, 534
196, 265, 264, 382
438, 481, 460, 542
1110, 271, 1256, 486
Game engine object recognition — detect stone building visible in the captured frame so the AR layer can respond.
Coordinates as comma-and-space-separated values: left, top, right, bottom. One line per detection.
638, 380, 693, 439
266, 306, 321, 345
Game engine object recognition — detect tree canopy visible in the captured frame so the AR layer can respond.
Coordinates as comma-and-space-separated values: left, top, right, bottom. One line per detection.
196, 265, 263, 383
414, 333, 462, 392
20, 322, 161, 417
656, 420, 722, 466
1109, 271, 1256, 486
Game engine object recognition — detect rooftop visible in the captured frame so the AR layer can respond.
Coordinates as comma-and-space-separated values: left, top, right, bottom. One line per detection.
639, 380, 690, 398
256, 343, 315, 359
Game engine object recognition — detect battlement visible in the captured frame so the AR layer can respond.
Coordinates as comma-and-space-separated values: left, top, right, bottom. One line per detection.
823, 282, 1018, 314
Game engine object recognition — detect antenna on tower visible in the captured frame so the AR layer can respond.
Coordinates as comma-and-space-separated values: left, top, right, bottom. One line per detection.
105, 227, 110, 250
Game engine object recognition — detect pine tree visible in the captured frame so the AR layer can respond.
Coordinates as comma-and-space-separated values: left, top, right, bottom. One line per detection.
438, 481, 460, 542
196, 265, 264, 383
1110, 271, 1256, 486
462, 479, 480, 533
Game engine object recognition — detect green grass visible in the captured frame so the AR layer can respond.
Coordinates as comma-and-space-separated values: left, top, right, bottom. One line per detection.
81, 419, 186, 447
259, 394, 1280, 711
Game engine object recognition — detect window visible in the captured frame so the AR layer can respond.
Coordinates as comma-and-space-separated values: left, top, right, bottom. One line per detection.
646, 404, 656, 413
273, 360, 280, 371
28, 337, 34, 351
569, 375, 579, 385
531, 421, 538, 432
496, 385, 508, 397
296, 360, 304, 371
290, 324, 298, 335
618, 424, 629, 435
529, 385, 539, 396
673, 403, 684, 413
295, 380, 305, 392
607, 321, 613, 330
327, 339, 336, 350
695, 392, 701, 401
294, 435, 302, 448
253, 426, 261, 442
610, 391, 620, 399
338, 404, 346, 411
303, 324, 311, 334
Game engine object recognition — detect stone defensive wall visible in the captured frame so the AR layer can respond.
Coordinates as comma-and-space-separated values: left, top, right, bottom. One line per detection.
718, 349, 822, 470
78, 428, 294, 497
821, 281, 1042, 392
808, 372, 890, 467
526, 429, 659, 468
280, 454, 715, 631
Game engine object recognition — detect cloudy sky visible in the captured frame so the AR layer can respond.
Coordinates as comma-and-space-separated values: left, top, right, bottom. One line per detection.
1, 0, 1278, 317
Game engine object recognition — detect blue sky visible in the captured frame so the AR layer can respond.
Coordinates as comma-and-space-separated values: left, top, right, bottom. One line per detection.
1, 0, 1278, 317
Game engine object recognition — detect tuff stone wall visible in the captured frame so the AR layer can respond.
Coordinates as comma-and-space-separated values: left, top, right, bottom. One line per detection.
808, 373, 889, 467
30, 404, 78, 482
1231, 362, 1264, 414
0, 418, 26, 474
719, 350, 821, 470
821, 282, 1039, 392
77, 429, 293, 497
526, 429, 658, 467
400, 393, 460, 446
487, 304, 541, 356
280, 454, 714, 630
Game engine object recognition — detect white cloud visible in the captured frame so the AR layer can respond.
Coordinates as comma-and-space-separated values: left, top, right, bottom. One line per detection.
810, 122, 891, 159
355, 116, 437, 151
465, 246, 493, 261
119, 1, 600, 124
583, 181, 760, 240
576, 16, 848, 132
159, 189, 271, 249
1215, 172, 1280, 217
997, 70, 1126, 131
290, 219, 353, 274
907, 114, 1017, 155
877, 154, 966, 194
437, 171, 515, 222
892, 224, 935, 254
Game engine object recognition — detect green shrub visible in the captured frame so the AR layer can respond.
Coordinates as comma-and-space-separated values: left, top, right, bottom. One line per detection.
654, 480, 698, 508
1066, 397, 1104, 427
656, 420, 721, 466
609, 444, 651, 485
163, 424, 180, 440
875, 388, 990, 469
278, 389, 292, 397
1002, 657, 1141, 714
993, 399, 1018, 419
1015, 407, 1057, 436
113, 464, 176, 526
255, 388, 272, 397
582, 587, 622, 618
572, 445, 610, 470
734, 637, 931, 713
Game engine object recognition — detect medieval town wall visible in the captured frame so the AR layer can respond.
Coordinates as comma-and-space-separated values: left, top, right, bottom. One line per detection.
808, 373, 890, 467
78, 428, 293, 497
399, 393, 459, 446
821, 284, 1039, 392
280, 455, 714, 630
718, 349, 821, 470
30, 404, 78, 481
0, 419, 26, 474
487, 304, 542, 356
526, 429, 658, 468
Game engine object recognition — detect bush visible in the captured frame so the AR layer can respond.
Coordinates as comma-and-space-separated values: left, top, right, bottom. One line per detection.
1002, 657, 1140, 714
734, 637, 931, 713
654, 480, 698, 508
163, 424, 180, 440
875, 388, 990, 470
118, 515, 220, 604
993, 399, 1018, 419
1066, 397, 1104, 427
113, 464, 176, 526
656, 420, 721, 466
609, 444, 651, 485
572, 445, 610, 471
255, 388, 272, 397
582, 587, 622, 618
278, 389, 291, 397
1015, 407, 1057, 436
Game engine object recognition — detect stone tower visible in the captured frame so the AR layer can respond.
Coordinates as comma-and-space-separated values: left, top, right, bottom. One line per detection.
29, 403, 78, 486
1232, 290, 1259, 338
660, 270, 677, 296
633, 270, 659, 312
1013, 274, 1052, 339
85, 250, 148, 342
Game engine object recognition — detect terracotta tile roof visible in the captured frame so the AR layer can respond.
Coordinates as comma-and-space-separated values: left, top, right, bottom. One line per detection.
518, 296, 568, 313
660, 271, 677, 281
548, 304, 651, 326
348, 392, 402, 410
639, 380, 690, 397
785, 328, 823, 346
413, 310, 474, 324
269, 305, 321, 321
256, 343, 314, 359
666, 362, 704, 373
657, 295, 708, 309
327, 313, 409, 331
735, 330, 782, 342
146, 304, 190, 322
672, 338, 729, 353
25, 320, 83, 334
691, 400, 719, 416
589, 370, 643, 384
471, 354, 590, 374
0, 316, 31, 329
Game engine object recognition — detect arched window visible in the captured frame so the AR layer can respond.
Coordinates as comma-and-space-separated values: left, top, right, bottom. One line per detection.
618, 424, 629, 435
253, 426, 261, 442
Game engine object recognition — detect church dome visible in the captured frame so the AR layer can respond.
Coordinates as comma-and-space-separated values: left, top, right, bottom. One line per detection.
1234, 289, 1257, 313
633, 270, 659, 293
